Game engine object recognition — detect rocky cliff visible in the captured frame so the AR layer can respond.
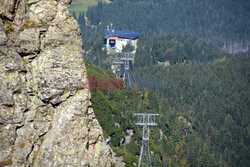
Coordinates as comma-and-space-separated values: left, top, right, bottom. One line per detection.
0, 0, 123, 166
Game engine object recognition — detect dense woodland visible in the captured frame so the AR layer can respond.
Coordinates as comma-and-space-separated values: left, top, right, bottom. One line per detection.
85, 0, 249, 47
71, 0, 249, 166
132, 54, 250, 166
85, 53, 249, 166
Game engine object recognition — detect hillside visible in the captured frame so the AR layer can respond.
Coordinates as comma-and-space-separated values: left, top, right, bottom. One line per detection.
84, 60, 141, 166
1, 0, 248, 166
84, 51, 249, 166
69, 0, 109, 16
71, 0, 249, 166
83, 31, 230, 69
85, 0, 249, 51
131, 54, 250, 166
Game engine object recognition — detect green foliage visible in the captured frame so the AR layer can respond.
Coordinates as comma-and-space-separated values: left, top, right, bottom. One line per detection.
111, 146, 125, 157
111, 162, 116, 167
5, 23, 14, 33
86, 0, 249, 46
82, 30, 116, 69
111, 146, 138, 166
132, 54, 250, 166
83, 30, 230, 69
122, 42, 135, 52
84, 51, 249, 166
149, 140, 160, 155
85, 60, 143, 165
79, 2, 249, 166
123, 152, 138, 167
135, 32, 228, 67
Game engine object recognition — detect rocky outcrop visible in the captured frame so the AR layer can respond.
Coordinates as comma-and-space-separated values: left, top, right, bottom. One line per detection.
0, 0, 124, 166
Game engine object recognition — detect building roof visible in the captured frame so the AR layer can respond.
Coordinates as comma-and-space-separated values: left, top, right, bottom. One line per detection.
105, 29, 141, 40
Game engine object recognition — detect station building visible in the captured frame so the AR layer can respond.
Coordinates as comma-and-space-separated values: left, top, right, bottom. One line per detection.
105, 29, 141, 53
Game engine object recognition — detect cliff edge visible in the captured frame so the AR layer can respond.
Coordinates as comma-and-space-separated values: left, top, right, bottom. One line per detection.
0, 0, 123, 166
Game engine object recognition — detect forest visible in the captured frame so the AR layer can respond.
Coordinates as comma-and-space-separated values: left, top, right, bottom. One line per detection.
132, 54, 249, 166
84, 43, 249, 166
85, 51, 249, 166
85, 0, 249, 48
70, 0, 250, 166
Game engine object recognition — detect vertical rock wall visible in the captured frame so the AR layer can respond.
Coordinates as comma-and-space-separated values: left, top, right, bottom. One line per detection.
0, 0, 123, 166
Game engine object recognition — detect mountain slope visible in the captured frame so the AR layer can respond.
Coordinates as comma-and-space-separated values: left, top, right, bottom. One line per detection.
69, 0, 109, 15
85, 0, 249, 50
131, 54, 250, 166
84, 51, 249, 166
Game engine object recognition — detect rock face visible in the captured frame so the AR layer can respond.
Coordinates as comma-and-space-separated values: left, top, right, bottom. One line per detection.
0, 0, 124, 166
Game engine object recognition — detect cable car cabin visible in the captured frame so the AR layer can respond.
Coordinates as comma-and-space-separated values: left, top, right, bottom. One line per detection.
105, 29, 141, 53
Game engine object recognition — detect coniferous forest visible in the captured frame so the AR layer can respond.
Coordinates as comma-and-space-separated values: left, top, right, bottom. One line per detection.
85, 0, 249, 49
70, 0, 250, 166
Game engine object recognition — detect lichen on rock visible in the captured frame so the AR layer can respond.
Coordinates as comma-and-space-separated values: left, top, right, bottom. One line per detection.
0, 0, 124, 166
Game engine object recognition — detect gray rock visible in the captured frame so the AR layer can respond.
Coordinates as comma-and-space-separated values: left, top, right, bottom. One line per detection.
0, 18, 7, 45
0, 0, 16, 20
19, 28, 40, 54
0, 0, 124, 166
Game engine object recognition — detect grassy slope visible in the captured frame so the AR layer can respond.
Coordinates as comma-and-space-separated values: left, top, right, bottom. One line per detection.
69, 0, 109, 15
